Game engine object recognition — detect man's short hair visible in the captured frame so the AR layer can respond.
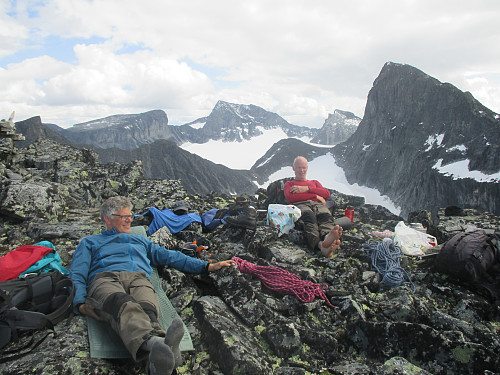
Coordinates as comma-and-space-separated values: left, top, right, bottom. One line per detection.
100, 196, 133, 222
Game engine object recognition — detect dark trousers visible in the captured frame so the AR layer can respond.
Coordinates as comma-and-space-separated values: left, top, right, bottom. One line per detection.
295, 201, 335, 251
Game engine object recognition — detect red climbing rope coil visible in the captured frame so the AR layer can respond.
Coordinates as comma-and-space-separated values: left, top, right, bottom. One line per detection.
232, 257, 337, 309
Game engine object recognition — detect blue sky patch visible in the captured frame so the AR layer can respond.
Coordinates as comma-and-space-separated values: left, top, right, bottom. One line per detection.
0, 35, 107, 68
180, 57, 240, 90
116, 42, 152, 55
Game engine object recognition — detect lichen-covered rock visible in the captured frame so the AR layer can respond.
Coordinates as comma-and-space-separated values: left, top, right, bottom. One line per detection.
0, 137, 499, 375
193, 296, 274, 374
0, 180, 70, 221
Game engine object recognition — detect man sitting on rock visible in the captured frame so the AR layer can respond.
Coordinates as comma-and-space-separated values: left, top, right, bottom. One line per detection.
70, 196, 235, 375
284, 156, 343, 258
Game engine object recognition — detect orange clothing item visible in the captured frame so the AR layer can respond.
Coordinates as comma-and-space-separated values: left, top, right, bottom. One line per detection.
284, 179, 330, 204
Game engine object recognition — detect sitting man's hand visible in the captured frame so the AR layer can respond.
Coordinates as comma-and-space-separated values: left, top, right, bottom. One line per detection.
208, 260, 236, 272
316, 195, 326, 205
290, 185, 309, 194
79, 303, 103, 321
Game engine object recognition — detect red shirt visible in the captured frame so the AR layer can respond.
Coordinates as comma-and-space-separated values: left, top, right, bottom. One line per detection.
0, 245, 54, 282
284, 179, 330, 204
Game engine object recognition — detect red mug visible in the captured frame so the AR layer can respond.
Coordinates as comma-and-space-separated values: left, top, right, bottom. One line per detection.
345, 208, 354, 223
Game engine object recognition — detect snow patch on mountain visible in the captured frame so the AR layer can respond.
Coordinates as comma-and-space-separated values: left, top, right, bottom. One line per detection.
188, 120, 206, 129
433, 159, 500, 182
181, 128, 310, 170
424, 134, 444, 151
257, 153, 401, 215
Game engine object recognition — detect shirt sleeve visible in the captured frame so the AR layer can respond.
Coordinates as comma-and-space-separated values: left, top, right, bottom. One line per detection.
285, 180, 330, 203
69, 238, 92, 314
308, 180, 331, 199
147, 241, 208, 274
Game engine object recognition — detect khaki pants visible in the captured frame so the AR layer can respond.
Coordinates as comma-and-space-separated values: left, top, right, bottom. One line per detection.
85, 271, 159, 360
295, 201, 335, 251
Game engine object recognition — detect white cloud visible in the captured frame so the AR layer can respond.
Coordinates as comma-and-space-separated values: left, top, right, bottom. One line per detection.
1, 0, 499, 127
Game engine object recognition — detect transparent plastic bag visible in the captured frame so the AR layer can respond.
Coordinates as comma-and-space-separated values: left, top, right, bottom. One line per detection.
394, 221, 437, 256
266, 204, 302, 237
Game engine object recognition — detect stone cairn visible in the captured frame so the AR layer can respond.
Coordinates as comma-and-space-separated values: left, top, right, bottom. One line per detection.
0, 112, 25, 141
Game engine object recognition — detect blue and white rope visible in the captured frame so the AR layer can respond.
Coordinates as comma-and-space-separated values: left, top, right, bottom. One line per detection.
362, 238, 416, 293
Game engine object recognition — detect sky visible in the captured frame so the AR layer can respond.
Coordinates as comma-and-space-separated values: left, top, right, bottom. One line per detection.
1, 0, 499, 129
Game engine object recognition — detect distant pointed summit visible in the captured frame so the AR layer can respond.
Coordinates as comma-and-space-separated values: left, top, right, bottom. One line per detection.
311, 109, 360, 145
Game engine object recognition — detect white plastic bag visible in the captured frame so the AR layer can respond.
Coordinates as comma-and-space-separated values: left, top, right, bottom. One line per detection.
266, 204, 302, 237
394, 221, 437, 256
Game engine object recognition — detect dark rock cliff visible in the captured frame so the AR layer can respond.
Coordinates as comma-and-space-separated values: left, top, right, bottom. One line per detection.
332, 62, 500, 218
95, 139, 258, 195
15, 116, 76, 148
0, 126, 499, 374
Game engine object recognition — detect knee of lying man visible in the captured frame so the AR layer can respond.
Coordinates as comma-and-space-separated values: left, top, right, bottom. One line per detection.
301, 210, 317, 224
317, 212, 334, 223
103, 292, 136, 321
139, 301, 159, 323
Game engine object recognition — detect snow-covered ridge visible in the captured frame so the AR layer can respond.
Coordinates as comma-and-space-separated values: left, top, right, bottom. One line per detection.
181, 127, 292, 170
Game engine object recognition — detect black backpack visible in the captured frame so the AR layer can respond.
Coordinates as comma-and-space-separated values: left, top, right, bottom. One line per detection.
264, 177, 294, 207
0, 271, 74, 362
434, 229, 500, 299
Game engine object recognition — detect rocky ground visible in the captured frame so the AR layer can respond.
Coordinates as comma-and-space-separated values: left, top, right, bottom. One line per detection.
0, 137, 499, 375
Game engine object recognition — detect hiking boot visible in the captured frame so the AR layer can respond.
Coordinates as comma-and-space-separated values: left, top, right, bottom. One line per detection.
225, 207, 257, 230
235, 196, 249, 206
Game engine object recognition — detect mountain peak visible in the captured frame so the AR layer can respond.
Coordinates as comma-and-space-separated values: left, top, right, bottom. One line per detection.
310, 109, 360, 145
70, 109, 168, 132
333, 62, 500, 217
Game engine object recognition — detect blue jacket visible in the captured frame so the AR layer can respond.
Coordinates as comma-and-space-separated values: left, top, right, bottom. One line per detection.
138, 207, 202, 236
69, 228, 208, 313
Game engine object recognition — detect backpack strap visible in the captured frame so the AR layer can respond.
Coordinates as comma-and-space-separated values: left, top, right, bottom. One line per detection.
0, 273, 74, 363
0, 329, 54, 364
488, 232, 500, 263
3, 310, 55, 332
45, 276, 75, 324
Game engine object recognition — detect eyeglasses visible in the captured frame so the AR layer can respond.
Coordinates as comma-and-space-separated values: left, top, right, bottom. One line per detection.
112, 214, 134, 220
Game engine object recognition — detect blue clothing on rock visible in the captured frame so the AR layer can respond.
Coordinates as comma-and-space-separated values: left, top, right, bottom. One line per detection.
139, 207, 202, 236
21, 240, 69, 276
69, 228, 208, 313
201, 208, 229, 231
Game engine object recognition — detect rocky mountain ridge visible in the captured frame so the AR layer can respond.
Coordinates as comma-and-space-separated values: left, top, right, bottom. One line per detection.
37, 100, 354, 151
332, 62, 500, 218
196, 100, 318, 142
0, 120, 499, 374
43, 109, 187, 150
